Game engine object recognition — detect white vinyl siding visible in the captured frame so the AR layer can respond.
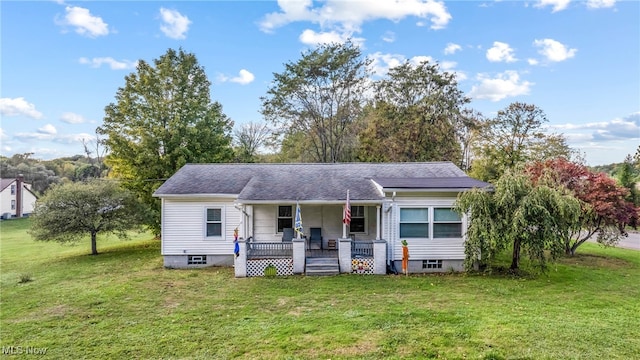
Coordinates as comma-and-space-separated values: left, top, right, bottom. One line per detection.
161, 198, 241, 255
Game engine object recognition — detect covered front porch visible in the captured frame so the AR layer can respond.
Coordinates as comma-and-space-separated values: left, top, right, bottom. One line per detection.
234, 237, 387, 277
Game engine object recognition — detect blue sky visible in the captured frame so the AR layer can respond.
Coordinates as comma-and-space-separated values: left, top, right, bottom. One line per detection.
1, 0, 638, 165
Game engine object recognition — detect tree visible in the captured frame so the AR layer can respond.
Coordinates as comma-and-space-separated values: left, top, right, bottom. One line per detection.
233, 122, 272, 162
357, 60, 470, 163
455, 170, 581, 272
469, 102, 573, 182
30, 180, 145, 255
526, 158, 639, 255
97, 48, 234, 234
615, 154, 639, 205
261, 40, 371, 163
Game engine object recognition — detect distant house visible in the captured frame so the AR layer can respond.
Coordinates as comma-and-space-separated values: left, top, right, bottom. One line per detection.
0, 175, 38, 219
153, 162, 490, 276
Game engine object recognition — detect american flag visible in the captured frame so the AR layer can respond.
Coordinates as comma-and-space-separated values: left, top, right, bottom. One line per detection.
343, 190, 351, 225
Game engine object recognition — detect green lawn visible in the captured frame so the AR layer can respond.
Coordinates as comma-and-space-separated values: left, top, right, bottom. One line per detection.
1, 218, 639, 359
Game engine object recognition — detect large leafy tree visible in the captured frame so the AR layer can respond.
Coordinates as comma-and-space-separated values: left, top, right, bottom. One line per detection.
261, 40, 371, 163
526, 158, 639, 255
30, 180, 145, 255
455, 171, 581, 272
357, 60, 470, 163
470, 102, 573, 182
98, 48, 234, 234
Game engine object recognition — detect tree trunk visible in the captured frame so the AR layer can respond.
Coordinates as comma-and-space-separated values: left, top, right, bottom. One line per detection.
91, 231, 98, 255
510, 238, 521, 270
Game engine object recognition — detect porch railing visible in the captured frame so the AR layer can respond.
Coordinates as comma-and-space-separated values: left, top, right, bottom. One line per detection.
247, 242, 293, 259
351, 240, 374, 258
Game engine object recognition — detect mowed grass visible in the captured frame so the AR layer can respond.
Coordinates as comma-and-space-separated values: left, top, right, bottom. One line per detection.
1, 218, 639, 359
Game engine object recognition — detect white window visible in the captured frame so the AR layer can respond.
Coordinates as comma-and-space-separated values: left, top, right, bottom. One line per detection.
277, 205, 292, 233
205, 208, 223, 238
433, 208, 462, 238
10, 184, 15, 195
349, 206, 367, 233
11, 200, 15, 210
188, 255, 207, 265
399, 208, 429, 238
423, 260, 443, 269
399, 207, 462, 239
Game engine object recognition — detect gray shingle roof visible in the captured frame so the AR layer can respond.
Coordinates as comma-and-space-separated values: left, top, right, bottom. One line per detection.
153, 162, 489, 201
372, 177, 491, 189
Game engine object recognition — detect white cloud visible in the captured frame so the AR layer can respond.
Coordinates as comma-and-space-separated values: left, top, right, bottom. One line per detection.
369, 52, 405, 76
14, 131, 93, 144
444, 42, 461, 55
535, 0, 571, 12
548, 112, 640, 141
586, 0, 615, 9
527, 58, 539, 66
58, 6, 109, 37
382, 31, 396, 43
79, 57, 138, 70
299, 29, 351, 45
0, 97, 44, 119
230, 70, 255, 85
0, 128, 8, 140
409, 55, 434, 66
469, 71, 532, 101
486, 41, 517, 63
38, 124, 57, 135
159, 8, 191, 40
260, 0, 452, 44
533, 38, 577, 62
60, 112, 87, 124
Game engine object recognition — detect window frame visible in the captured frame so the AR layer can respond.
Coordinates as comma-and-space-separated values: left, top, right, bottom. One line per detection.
432, 208, 463, 239
204, 207, 224, 239
398, 206, 464, 240
399, 207, 430, 239
276, 205, 293, 234
349, 205, 368, 234
423, 259, 443, 269
11, 200, 15, 210
10, 184, 15, 195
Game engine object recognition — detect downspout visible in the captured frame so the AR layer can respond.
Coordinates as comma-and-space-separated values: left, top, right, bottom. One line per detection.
385, 192, 396, 269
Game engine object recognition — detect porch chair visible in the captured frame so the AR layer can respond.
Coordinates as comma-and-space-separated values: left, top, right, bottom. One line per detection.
281, 228, 295, 242
308, 227, 323, 250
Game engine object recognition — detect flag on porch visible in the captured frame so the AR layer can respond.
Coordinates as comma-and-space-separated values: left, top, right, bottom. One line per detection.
343, 189, 351, 225
294, 201, 304, 238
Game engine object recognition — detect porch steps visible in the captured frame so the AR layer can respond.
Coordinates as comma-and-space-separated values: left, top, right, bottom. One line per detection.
305, 257, 340, 276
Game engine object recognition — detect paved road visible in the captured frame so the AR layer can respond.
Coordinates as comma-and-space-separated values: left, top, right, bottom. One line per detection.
619, 231, 640, 251
586, 230, 640, 251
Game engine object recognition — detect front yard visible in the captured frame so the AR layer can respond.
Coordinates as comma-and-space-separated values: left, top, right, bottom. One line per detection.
1, 218, 639, 359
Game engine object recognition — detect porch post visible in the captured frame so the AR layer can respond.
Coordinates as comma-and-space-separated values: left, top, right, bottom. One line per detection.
292, 238, 306, 274
234, 238, 247, 278
338, 238, 352, 274
376, 205, 381, 240
373, 239, 387, 275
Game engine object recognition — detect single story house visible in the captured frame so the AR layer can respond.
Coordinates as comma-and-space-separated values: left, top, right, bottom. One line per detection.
0, 175, 37, 219
153, 162, 490, 276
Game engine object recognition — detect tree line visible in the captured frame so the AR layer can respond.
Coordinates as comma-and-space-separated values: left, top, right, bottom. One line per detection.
25, 44, 640, 263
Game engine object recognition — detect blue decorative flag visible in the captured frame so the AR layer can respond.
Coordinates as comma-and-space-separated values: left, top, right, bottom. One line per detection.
233, 228, 239, 257
294, 201, 303, 237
